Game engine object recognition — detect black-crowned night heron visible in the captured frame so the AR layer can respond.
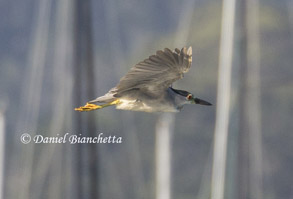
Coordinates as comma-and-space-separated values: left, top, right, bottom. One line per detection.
75, 46, 211, 112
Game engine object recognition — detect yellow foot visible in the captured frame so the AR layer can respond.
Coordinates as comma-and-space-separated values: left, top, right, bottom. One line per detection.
75, 103, 102, 112
74, 99, 121, 112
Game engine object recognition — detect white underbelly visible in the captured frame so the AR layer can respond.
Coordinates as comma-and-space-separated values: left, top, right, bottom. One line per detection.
116, 99, 178, 112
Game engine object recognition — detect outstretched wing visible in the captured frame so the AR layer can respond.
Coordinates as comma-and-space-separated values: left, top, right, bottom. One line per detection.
113, 46, 192, 97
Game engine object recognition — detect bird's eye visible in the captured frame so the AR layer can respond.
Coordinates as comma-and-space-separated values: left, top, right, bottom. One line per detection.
187, 94, 192, 100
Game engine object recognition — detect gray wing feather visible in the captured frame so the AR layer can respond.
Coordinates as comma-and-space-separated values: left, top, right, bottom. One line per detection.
114, 46, 192, 97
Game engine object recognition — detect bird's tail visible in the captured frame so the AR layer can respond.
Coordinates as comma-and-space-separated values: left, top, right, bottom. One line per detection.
88, 88, 117, 103
88, 94, 115, 104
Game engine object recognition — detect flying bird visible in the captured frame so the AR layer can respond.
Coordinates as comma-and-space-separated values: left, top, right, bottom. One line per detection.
75, 46, 211, 112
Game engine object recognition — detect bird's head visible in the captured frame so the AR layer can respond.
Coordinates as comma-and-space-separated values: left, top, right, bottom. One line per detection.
171, 88, 212, 106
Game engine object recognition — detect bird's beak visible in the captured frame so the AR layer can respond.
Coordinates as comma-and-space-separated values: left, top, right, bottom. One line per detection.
193, 98, 212, 106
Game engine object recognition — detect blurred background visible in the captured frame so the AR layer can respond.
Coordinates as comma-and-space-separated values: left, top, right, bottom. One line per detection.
0, 0, 293, 198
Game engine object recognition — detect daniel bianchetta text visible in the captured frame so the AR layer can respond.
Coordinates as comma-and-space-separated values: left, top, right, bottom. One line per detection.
33, 133, 122, 144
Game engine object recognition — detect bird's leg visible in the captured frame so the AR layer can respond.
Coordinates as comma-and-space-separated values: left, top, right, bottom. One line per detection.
75, 99, 121, 112
110, 99, 121, 105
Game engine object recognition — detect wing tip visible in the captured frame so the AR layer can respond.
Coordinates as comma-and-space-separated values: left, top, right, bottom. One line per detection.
179, 46, 192, 56
187, 46, 192, 56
